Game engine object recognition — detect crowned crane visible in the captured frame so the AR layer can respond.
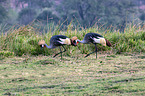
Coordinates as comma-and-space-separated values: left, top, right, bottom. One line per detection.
38, 35, 78, 59
77, 33, 111, 59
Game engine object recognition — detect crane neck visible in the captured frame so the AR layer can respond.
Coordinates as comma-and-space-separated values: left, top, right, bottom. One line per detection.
44, 44, 55, 49
77, 39, 88, 44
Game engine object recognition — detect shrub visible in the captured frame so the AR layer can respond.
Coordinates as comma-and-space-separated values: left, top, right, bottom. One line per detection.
0, 51, 14, 59
0, 25, 145, 57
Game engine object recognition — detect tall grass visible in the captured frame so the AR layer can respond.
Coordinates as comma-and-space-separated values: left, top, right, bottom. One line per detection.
0, 24, 145, 57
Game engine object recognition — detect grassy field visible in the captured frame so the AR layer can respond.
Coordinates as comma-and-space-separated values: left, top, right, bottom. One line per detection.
0, 24, 145, 95
0, 52, 145, 96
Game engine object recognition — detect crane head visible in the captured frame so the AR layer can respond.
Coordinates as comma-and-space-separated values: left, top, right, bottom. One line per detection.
71, 36, 79, 46
38, 40, 46, 49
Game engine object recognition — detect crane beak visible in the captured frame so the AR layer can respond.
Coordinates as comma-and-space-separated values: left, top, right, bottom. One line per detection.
40, 44, 46, 50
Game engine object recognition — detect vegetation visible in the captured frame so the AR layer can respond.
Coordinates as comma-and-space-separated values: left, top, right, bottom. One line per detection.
0, 0, 8, 23
0, 53, 145, 95
0, 21, 144, 96
0, 0, 145, 95
0, 24, 145, 57
0, 0, 145, 31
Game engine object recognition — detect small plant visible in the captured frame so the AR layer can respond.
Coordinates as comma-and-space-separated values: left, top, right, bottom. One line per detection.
0, 51, 14, 59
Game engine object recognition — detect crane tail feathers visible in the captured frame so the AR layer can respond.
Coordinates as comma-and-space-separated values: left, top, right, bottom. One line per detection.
105, 39, 112, 47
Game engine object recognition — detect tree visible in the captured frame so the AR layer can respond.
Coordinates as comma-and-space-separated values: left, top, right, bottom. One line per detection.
18, 8, 37, 25
15, 0, 52, 9
36, 9, 59, 24
16, 0, 53, 25
0, 0, 8, 23
56, 0, 137, 31
56, 0, 100, 27
103, 0, 136, 31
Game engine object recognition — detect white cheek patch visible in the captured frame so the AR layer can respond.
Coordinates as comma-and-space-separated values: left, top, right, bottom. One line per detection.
42, 45, 44, 47
76, 40, 77, 42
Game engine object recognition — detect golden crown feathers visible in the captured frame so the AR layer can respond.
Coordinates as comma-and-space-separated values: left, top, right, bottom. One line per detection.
38, 40, 45, 45
71, 36, 77, 41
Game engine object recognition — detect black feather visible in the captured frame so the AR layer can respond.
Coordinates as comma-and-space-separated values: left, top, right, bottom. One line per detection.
83, 33, 103, 43
50, 35, 68, 46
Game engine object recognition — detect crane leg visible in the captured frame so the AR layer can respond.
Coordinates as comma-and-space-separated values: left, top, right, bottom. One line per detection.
53, 45, 66, 58
95, 44, 98, 59
60, 46, 62, 59
62, 45, 66, 52
85, 44, 97, 59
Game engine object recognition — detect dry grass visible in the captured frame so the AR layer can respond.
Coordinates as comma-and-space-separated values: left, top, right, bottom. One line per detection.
0, 53, 145, 95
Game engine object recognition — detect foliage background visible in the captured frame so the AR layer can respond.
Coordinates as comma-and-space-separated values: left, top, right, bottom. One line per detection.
0, 0, 145, 32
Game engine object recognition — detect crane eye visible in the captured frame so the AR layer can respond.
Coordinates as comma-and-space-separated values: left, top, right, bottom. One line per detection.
40, 44, 46, 48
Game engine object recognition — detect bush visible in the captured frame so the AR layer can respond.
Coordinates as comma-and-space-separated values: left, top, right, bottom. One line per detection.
0, 25, 145, 57
0, 51, 14, 59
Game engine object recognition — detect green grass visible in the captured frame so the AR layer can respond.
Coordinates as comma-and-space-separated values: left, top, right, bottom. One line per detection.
0, 53, 145, 95
0, 24, 145, 56
0, 51, 14, 60
0, 24, 145, 95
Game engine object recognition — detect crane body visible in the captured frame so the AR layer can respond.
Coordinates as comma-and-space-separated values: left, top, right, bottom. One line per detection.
38, 35, 78, 59
77, 33, 111, 58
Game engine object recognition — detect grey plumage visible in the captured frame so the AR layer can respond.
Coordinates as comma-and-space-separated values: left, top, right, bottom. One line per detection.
77, 33, 111, 58
38, 35, 78, 59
